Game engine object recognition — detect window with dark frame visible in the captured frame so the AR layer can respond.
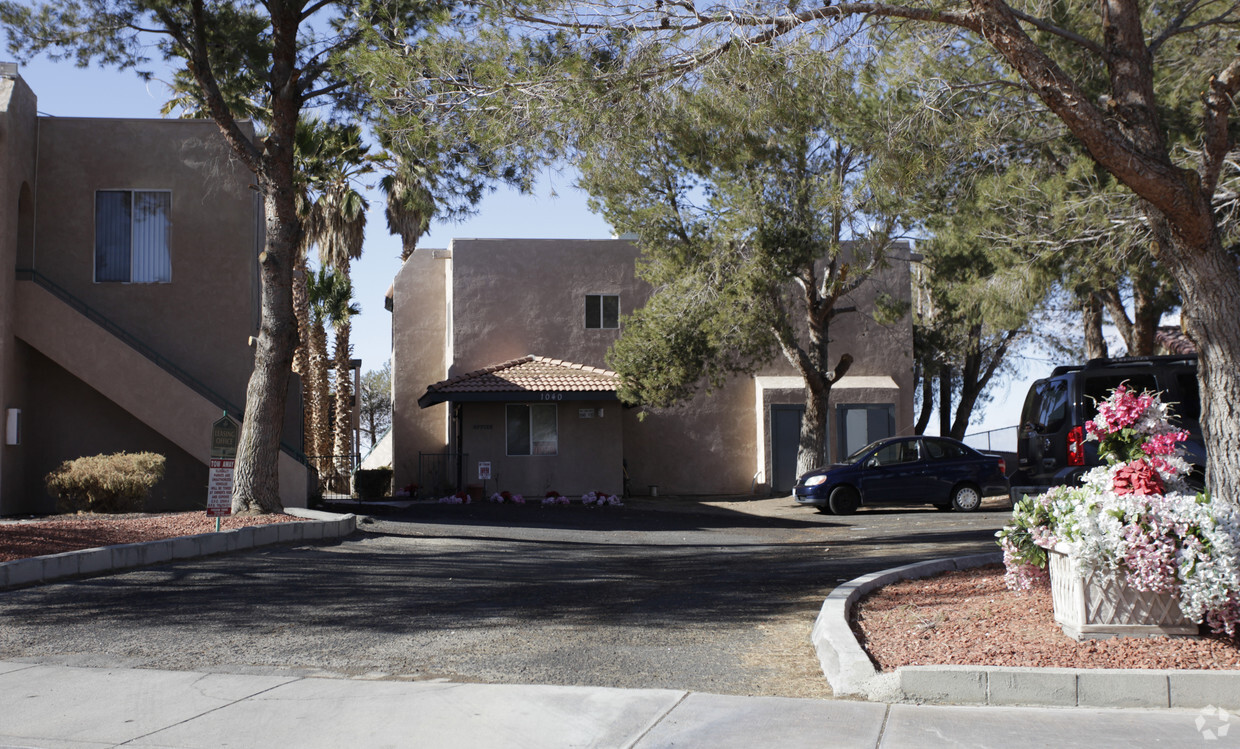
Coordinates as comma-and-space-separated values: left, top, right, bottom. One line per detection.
506, 404, 558, 456
585, 294, 620, 329
95, 190, 172, 283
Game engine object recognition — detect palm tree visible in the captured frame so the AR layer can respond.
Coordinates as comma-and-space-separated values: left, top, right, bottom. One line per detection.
380, 158, 435, 261
306, 268, 358, 491
294, 120, 370, 488
304, 268, 335, 486
304, 189, 367, 483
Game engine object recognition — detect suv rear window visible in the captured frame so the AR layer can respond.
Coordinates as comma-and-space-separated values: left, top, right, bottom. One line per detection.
1175, 372, 1201, 422
1082, 374, 1159, 420
1037, 379, 1069, 432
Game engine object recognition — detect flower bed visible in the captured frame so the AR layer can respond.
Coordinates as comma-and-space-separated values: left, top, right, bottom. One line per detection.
998, 384, 1240, 636
436, 489, 623, 507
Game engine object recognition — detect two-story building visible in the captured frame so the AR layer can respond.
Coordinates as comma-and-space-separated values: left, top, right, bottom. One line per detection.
390, 237, 915, 499
0, 67, 309, 515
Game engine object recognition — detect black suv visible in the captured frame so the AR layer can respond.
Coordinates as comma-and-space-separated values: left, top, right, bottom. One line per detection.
1009, 355, 1205, 503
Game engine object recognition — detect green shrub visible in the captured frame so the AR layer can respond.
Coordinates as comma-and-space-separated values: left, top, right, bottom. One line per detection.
353, 467, 393, 500
46, 452, 166, 513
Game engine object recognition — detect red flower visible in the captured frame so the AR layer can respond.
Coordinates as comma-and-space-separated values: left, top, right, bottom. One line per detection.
1112, 460, 1164, 496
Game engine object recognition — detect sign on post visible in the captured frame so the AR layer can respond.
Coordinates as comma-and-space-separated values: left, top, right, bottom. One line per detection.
478, 461, 492, 481
208, 414, 238, 519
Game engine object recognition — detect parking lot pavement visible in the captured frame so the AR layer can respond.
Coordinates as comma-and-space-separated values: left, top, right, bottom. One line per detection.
0, 497, 1010, 698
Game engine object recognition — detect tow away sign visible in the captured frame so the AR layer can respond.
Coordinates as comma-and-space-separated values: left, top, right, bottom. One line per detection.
208, 415, 238, 517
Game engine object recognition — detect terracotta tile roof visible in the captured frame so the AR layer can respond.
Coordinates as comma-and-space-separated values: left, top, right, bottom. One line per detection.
1155, 326, 1197, 355
419, 355, 620, 406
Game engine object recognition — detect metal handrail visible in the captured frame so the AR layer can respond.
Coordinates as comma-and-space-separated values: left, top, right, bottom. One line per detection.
15, 268, 309, 465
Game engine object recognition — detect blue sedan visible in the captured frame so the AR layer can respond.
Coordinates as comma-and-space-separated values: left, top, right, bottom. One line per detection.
793, 436, 1008, 514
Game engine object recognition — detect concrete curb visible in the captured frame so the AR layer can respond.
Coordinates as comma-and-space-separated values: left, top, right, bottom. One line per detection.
813, 552, 1240, 710
0, 508, 356, 590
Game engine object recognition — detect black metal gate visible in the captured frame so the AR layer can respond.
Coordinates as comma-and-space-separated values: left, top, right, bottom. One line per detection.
418, 452, 468, 497
308, 454, 360, 500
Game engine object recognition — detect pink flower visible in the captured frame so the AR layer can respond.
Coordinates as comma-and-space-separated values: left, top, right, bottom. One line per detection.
1142, 430, 1190, 456
1093, 385, 1156, 435
1206, 594, 1240, 637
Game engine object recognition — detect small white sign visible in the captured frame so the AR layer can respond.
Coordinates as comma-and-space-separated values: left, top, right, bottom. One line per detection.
207, 457, 234, 517
478, 461, 492, 480
579, 408, 594, 419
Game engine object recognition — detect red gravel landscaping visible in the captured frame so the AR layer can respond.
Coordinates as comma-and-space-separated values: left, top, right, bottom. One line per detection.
0, 512, 306, 562
852, 564, 1240, 671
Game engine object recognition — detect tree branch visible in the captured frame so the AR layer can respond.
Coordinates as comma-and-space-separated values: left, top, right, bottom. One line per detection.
157, 0, 262, 171
1203, 55, 1240, 195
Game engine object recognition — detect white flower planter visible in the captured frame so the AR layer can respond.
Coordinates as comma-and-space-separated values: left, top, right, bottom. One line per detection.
1048, 543, 1197, 640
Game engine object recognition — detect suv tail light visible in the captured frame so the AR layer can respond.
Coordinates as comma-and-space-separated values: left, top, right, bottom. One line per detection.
997, 457, 1006, 475
1067, 425, 1085, 466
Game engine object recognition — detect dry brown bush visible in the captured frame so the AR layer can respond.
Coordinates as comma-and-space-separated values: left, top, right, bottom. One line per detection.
45, 452, 167, 513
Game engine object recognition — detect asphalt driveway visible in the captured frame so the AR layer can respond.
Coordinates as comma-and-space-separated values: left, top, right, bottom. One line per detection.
0, 496, 1010, 697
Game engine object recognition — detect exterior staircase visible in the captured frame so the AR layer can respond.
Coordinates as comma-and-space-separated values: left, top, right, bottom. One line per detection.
13, 271, 308, 507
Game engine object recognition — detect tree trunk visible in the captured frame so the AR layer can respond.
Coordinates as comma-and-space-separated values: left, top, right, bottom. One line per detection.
939, 367, 952, 437
1130, 256, 1163, 356
333, 316, 354, 491
1155, 233, 1240, 499
1100, 285, 1135, 355
914, 360, 933, 435
225, 2, 303, 515
1082, 293, 1108, 359
231, 182, 299, 515
293, 257, 312, 463
796, 382, 830, 478
307, 314, 331, 486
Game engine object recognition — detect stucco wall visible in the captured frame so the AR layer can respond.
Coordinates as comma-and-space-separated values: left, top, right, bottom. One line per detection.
31, 116, 259, 405
0, 92, 309, 513
448, 238, 643, 375
20, 343, 207, 513
0, 74, 39, 514
456, 400, 623, 498
390, 237, 914, 498
391, 247, 450, 491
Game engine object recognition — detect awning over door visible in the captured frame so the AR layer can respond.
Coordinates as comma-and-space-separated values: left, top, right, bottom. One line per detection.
418, 355, 621, 407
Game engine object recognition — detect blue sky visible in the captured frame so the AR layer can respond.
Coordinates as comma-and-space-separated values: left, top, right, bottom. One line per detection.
2, 32, 1051, 440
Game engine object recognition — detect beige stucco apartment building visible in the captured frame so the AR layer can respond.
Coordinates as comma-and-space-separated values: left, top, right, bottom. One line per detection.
0, 68, 308, 515
391, 237, 916, 499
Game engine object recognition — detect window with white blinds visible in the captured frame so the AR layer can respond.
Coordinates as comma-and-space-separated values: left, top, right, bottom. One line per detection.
95, 190, 171, 283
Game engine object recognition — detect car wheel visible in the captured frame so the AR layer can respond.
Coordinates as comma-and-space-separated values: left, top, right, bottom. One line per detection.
950, 484, 982, 512
829, 486, 860, 516
933, 504, 952, 512
815, 505, 836, 515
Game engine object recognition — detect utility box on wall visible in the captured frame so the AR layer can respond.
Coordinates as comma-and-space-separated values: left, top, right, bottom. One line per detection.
5, 409, 20, 445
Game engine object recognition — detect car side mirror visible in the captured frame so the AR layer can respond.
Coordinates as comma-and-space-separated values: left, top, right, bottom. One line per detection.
865, 457, 879, 469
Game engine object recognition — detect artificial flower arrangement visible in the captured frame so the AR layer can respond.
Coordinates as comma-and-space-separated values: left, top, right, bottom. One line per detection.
489, 490, 525, 504
997, 384, 1240, 635
542, 490, 571, 505
581, 491, 623, 507
438, 490, 471, 504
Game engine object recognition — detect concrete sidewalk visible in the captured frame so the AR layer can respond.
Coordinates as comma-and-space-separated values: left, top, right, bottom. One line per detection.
0, 661, 1234, 748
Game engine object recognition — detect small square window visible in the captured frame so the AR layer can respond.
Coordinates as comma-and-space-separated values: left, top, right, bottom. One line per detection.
586, 294, 619, 329
95, 190, 171, 283
506, 404, 558, 456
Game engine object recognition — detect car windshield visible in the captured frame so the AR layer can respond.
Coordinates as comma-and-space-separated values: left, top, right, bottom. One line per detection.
842, 440, 885, 465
